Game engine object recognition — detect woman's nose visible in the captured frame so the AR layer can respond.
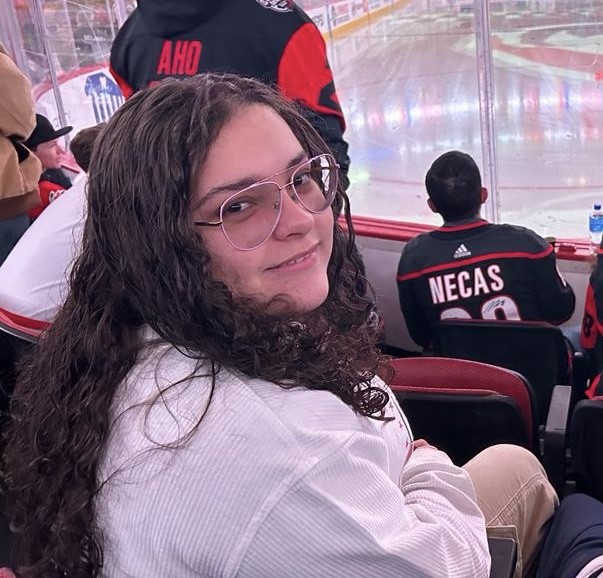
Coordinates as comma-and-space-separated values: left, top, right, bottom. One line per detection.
272, 184, 314, 239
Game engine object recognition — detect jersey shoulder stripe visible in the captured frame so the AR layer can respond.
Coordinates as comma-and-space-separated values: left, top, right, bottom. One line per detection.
397, 246, 553, 282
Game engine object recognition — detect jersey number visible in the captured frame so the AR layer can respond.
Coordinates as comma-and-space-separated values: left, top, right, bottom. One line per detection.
440, 295, 521, 321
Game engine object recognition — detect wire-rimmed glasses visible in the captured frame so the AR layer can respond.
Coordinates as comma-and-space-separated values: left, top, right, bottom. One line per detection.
194, 153, 339, 250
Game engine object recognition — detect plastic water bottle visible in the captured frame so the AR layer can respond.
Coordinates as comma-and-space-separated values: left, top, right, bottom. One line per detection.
589, 203, 603, 248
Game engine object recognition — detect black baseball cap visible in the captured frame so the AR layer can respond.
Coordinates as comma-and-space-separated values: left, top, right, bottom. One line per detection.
24, 113, 73, 149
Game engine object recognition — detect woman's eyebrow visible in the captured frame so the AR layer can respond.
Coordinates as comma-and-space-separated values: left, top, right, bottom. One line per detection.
193, 151, 309, 209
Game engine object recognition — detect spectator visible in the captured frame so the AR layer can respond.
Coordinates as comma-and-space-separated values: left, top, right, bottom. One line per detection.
580, 242, 603, 393
0, 42, 42, 264
0, 124, 104, 327
69, 122, 105, 172
23, 113, 73, 220
4, 74, 556, 578
397, 150, 575, 350
109, 0, 350, 190
536, 493, 603, 578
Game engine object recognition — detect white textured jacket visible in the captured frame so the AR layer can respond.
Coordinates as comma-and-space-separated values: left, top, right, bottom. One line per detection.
96, 336, 490, 578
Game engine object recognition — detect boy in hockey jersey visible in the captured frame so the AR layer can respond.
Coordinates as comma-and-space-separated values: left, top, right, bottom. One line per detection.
397, 150, 575, 349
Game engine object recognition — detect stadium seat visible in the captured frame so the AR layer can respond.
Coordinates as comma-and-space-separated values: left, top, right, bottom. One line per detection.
431, 319, 581, 425
569, 397, 603, 501
387, 356, 570, 494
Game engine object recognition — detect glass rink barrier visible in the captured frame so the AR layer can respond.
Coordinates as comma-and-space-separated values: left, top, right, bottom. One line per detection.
1, 0, 602, 238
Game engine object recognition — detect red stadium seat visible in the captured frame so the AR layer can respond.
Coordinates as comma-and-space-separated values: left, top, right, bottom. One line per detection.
387, 356, 570, 494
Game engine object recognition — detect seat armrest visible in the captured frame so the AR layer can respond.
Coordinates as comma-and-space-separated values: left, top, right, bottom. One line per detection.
543, 384, 571, 495
572, 349, 594, 405
488, 536, 517, 578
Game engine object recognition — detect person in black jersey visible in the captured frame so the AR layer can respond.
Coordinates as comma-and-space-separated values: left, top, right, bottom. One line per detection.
396, 150, 575, 350
580, 245, 603, 395
109, 0, 350, 191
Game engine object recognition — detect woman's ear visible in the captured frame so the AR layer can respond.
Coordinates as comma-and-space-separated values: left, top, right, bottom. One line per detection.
480, 187, 488, 204
427, 198, 438, 213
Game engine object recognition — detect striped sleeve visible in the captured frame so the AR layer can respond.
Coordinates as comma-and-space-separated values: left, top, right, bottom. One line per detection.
235, 440, 490, 578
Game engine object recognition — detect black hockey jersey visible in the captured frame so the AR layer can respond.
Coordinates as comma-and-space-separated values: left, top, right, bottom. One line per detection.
581, 246, 603, 379
397, 220, 575, 348
109, 0, 349, 184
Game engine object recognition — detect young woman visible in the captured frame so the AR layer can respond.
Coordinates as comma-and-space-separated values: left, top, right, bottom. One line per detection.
3, 74, 556, 577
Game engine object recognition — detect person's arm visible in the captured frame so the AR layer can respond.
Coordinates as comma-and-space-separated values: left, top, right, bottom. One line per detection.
235, 435, 490, 578
581, 281, 598, 352
277, 22, 350, 188
109, 18, 137, 99
531, 246, 575, 324
0, 43, 36, 138
0, 190, 39, 221
398, 277, 432, 348
397, 249, 432, 348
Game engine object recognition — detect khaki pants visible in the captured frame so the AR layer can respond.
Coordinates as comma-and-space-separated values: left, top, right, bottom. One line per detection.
464, 445, 558, 578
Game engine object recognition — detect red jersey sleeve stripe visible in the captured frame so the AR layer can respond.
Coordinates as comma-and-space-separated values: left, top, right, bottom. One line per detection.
277, 22, 345, 127
109, 64, 135, 99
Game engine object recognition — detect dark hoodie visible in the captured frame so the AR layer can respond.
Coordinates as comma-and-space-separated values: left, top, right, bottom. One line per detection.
137, 0, 223, 37
109, 0, 349, 186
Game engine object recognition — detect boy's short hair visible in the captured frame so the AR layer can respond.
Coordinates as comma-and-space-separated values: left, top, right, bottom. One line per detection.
425, 150, 482, 222
69, 123, 105, 172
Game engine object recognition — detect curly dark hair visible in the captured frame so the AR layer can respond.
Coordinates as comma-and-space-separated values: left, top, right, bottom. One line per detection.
3, 73, 388, 577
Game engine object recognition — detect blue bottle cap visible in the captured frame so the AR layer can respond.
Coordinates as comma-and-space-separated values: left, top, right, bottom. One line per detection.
595, 204, 602, 210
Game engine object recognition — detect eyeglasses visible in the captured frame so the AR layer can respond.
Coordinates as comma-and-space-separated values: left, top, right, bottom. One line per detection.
194, 153, 338, 251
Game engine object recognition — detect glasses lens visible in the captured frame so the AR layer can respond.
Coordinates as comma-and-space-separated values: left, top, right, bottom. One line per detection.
221, 183, 280, 250
216, 154, 338, 251
292, 154, 338, 213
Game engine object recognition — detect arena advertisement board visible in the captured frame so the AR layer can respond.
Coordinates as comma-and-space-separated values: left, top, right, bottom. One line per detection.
306, 6, 330, 32
34, 66, 124, 136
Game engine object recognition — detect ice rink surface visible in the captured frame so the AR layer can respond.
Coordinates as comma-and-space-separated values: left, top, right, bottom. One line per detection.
328, 1, 603, 238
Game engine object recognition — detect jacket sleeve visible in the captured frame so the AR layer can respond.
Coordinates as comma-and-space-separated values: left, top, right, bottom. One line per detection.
0, 44, 36, 139
277, 22, 350, 188
297, 105, 350, 190
397, 248, 432, 349
109, 17, 138, 99
530, 246, 575, 324
581, 279, 598, 351
236, 440, 490, 578
0, 44, 42, 209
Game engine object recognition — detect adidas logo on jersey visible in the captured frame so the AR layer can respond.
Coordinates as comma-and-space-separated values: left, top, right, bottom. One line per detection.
453, 244, 471, 259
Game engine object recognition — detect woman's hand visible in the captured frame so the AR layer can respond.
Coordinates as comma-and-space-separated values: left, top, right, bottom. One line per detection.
412, 439, 437, 450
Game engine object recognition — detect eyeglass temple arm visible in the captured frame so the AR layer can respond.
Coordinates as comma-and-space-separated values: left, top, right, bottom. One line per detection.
193, 220, 223, 227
